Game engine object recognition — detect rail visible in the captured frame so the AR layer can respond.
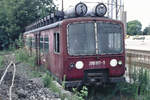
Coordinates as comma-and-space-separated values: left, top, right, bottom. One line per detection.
0, 61, 16, 100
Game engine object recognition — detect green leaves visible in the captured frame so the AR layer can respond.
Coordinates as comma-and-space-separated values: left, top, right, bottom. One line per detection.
143, 26, 150, 35
127, 20, 142, 35
0, 0, 56, 49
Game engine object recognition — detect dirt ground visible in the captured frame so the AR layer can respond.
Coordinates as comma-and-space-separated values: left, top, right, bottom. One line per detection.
0, 53, 61, 100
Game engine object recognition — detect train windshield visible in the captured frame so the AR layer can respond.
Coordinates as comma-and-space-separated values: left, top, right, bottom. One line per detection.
68, 22, 123, 55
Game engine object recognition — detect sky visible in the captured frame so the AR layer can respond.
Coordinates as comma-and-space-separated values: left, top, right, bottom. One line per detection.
54, 0, 150, 29
124, 0, 150, 30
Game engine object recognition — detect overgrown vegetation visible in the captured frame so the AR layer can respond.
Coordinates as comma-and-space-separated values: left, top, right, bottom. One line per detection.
0, 0, 56, 50
15, 48, 36, 67
12, 38, 150, 100
0, 56, 4, 68
110, 65, 150, 100
121, 65, 150, 99
42, 71, 89, 100
72, 86, 88, 100
42, 72, 67, 99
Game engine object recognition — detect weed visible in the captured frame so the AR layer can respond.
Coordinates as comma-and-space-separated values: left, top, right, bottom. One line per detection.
72, 86, 88, 100
15, 48, 36, 67
0, 56, 4, 68
42, 72, 60, 92
42, 72, 52, 87
118, 64, 150, 99
62, 75, 66, 89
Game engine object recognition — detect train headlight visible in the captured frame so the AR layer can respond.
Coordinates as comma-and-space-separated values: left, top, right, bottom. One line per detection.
75, 61, 84, 69
75, 2, 87, 16
118, 60, 122, 65
110, 59, 117, 67
95, 3, 107, 17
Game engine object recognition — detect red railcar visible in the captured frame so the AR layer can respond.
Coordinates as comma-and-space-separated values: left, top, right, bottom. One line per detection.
24, 3, 125, 87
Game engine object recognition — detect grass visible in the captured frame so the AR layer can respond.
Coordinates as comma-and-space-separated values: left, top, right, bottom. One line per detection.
117, 64, 150, 100
0, 56, 4, 68
42, 72, 65, 99
12, 39, 150, 100
41, 71, 89, 100
72, 86, 88, 100
15, 48, 36, 67
14, 48, 87, 100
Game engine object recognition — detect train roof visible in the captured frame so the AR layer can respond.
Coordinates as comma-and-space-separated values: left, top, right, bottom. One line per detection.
24, 21, 63, 35
24, 2, 123, 35
24, 17, 123, 35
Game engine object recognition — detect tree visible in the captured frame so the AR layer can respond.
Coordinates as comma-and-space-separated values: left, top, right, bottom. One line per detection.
143, 26, 150, 35
127, 20, 142, 35
0, 0, 56, 49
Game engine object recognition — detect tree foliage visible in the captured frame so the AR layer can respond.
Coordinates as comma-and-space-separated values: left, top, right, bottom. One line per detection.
127, 20, 142, 35
0, 0, 55, 49
143, 26, 150, 35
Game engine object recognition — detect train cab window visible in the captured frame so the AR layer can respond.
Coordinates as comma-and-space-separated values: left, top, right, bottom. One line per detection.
97, 22, 123, 54
54, 33, 60, 53
44, 36, 49, 53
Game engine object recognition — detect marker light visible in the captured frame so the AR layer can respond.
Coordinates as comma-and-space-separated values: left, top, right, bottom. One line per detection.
110, 59, 117, 67
75, 61, 84, 69
118, 60, 122, 65
95, 3, 107, 17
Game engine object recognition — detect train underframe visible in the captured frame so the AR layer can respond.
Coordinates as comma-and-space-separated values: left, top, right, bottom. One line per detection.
64, 69, 125, 88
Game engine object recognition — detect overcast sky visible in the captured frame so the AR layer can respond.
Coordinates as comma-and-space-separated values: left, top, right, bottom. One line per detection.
55, 0, 150, 29
124, 0, 150, 29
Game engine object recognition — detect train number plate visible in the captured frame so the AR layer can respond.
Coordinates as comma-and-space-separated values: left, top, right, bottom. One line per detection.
89, 61, 105, 66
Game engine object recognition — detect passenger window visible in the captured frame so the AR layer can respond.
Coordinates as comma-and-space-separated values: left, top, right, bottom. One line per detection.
40, 37, 44, 52
26, 37, 32, 48
32, 38, 36, 48
54, 33, 60, 53
29, 37, 32, 48
44, 36, 49, 53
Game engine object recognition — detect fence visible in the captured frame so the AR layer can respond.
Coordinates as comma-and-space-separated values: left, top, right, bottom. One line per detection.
125, 49, 150, 83
126, 49, 150, 68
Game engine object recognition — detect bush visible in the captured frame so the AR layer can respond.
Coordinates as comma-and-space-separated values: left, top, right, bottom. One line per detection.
118, 66, 150, 99
72, 86, 88, 100
42, 72, 52, 88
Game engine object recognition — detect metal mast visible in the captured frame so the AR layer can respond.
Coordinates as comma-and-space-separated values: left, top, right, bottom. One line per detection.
107, 0, 124, 20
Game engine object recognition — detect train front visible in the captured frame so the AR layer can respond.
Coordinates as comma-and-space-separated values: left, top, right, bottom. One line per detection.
62, 3, 125, 87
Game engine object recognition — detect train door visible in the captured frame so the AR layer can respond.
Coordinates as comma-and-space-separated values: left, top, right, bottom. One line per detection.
40, 31, 50, 69
43, 32, 50, 69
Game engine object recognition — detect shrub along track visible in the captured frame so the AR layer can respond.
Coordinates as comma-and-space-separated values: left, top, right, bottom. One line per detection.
0, 53, 61, 100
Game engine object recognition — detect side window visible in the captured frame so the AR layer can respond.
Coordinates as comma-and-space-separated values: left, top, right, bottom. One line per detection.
32, 38, 35, 48
44, 36, 49, 53
26, 37, 32, 48
40, 36, 44, 52
29, 37, 32, 48
54, 33, 60, 53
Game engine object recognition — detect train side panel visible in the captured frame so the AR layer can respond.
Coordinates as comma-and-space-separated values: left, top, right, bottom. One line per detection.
40, 27, 64, 81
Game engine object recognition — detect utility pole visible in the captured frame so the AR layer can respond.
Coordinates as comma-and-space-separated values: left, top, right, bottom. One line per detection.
62, 0, 64, 12
111, 0, 114, 19
116, 0, 118, 19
